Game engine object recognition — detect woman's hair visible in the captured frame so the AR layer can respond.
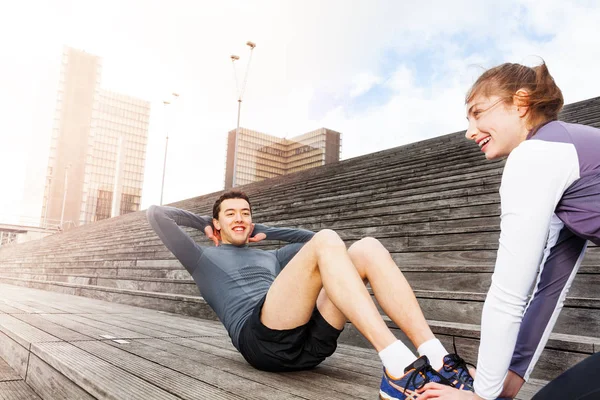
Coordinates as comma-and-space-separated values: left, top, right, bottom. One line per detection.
465, 61, 564, 131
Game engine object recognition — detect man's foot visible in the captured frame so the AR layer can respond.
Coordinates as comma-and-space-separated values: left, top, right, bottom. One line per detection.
379, 356, 453, 400
437, 353, 475, 391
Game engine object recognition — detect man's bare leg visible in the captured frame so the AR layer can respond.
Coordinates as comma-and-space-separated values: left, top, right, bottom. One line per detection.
312, 237, 449, 371
308, 237, 437, 347
261, 229, 397, 352
347, 237, 435, 347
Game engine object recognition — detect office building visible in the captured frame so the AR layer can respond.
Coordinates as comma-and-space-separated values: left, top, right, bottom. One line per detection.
79, 90, 150, 224
225, 127, 341, 188
41, 47, 150, 229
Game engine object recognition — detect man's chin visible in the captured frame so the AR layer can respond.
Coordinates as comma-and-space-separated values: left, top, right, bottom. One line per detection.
229, 236, 249, 246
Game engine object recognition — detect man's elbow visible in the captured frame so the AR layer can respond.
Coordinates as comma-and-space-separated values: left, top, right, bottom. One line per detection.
146, 205, 163, 224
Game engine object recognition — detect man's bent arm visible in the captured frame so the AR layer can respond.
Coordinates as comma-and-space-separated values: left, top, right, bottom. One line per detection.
146, 205, 212, 275
149, 205, 212, 231
252, 224, 314, 243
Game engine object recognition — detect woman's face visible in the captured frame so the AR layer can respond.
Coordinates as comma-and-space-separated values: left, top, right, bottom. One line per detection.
465, 94, 528, 160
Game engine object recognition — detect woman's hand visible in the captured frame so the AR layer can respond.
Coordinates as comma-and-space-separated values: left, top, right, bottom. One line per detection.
499, 370, 524, 398
469, 367, 477, 380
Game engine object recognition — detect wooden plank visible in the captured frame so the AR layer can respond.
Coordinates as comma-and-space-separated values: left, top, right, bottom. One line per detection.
310, 354, 381, 389
391, 250, 498, 266
37, 314, 148, 340
0, 279, 217, 321
280, 203, 502, 230
516, 379, 546, 400
0, 283, 128, 315
0, 331, 28, 378
335, 216, 502, 239
415, 297, 600, 335
49, 314, 152, 340
31, 341, 181, 400
127, 338, 347, 399
423, 319, 598, 354
189, 334, 386, 378
76, 286, 217, 319
0, 315, 61, 348
81, 313, 222, 338
0, 300, 47, 315
0, 380, 42, 400
391, 248, 599, 268
404, 271, 492, 293
0, 304, 24, 314
404, 272, 600, 298
147, 337, 376, 400
0, 356, 20, 382
10, 299, 70, 314
25, 354, 95, 400
11, 314, 92, 342
74, 314, 183, 338
121, 313, 227, 336
72, 340, 255, 400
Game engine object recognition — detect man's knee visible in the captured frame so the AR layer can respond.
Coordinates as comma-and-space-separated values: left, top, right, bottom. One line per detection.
348, 237, 387, 260
311, 229, 345, 250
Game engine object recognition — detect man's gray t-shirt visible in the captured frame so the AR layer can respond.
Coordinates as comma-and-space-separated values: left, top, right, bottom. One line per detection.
147, 205, 314, 350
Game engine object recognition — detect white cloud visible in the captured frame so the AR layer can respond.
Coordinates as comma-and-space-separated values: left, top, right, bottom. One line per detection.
386, 65, 414, 92
350, 72, 383, 98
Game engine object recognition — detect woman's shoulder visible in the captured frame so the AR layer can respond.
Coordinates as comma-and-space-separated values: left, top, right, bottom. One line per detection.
530, 120, 570, 141
509, 131, 578, 169
535, 120, 600, 141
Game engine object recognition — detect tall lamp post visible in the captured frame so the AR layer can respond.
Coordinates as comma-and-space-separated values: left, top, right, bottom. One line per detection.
160, 92, 179, 205
230, 41, 256, 187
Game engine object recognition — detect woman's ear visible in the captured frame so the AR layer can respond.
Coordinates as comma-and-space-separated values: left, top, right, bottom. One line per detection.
514, 89, 530, 117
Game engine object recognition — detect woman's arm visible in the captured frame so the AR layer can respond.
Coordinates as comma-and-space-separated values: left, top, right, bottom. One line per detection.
474, 139, 580, 399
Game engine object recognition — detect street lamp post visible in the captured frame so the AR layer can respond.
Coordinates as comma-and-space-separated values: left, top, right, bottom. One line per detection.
160, 92, 179, 206
230, 41, 256, 187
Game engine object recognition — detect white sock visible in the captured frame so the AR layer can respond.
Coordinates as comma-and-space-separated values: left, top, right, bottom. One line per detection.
417, 338, 448, 370
378, 340, 418, 378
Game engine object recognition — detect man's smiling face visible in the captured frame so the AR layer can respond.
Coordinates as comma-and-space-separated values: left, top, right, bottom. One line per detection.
213, 198, 253, 245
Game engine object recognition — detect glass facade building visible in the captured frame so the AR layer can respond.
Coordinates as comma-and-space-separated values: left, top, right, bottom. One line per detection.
80, 90, 150, 224
225, 127, 341, 188
41, 47, 150, 229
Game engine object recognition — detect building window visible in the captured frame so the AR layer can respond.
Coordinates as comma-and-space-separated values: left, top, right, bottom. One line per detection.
94, 190, 112, 221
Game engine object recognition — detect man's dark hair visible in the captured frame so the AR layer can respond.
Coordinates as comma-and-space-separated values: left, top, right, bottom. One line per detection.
212, 190, 252, 219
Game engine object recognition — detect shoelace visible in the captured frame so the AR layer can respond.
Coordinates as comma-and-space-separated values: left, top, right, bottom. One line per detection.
404, 362, 453, 394
443, 353, 475, 387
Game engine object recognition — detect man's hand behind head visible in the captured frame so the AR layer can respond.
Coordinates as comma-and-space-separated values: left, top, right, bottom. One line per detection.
248, 223, 266, 243
204, 225, 221, 246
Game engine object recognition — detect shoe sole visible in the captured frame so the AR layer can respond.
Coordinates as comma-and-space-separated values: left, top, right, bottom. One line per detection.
379, 392, 398, 400
379, 390, 418, 400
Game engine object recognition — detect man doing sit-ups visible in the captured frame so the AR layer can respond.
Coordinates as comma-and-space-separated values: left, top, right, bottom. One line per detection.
147, 190, 474, 399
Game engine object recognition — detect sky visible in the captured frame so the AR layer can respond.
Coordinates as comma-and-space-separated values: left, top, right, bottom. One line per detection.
1, 0, 599, 225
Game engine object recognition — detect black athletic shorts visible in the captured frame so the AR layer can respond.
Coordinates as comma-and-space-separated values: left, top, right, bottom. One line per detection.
237, 294, 343, 372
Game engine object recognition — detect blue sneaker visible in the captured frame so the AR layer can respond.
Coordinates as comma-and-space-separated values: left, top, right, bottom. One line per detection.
380, 356, 453, 400
437, 353, 475, 391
